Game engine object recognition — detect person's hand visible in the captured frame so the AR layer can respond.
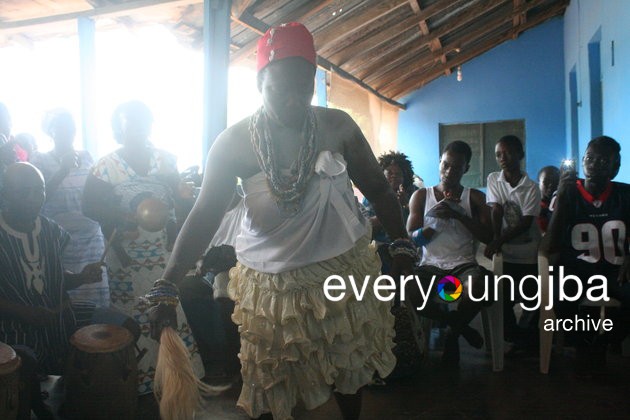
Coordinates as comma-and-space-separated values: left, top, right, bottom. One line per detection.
59, 151, 80, 173
148, 303, 178, 342
484, 239, 503, 259
430, 201, 460, 220
79, 262, 105, 284
556, 168, 577, 202
16, 305, 58, 328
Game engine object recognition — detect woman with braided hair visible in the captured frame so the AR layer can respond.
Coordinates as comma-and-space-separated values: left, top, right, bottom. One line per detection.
149, 23, 415, 420
362, 151, 417, 273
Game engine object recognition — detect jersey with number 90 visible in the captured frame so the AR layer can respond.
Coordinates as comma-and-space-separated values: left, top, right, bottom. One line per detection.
558, 181, 630, 282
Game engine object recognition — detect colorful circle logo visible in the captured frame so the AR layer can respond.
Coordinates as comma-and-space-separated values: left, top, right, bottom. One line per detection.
437, 275, 462, 302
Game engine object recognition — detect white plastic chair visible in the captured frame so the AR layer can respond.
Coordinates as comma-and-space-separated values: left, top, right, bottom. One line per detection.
480, 252, 504, 372
538, 252, 555, 374
408, 250, 504, 371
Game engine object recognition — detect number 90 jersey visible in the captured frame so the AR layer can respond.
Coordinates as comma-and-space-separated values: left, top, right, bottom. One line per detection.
557, 180, 630, 282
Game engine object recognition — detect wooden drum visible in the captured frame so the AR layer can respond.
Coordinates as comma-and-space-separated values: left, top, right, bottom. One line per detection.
0, 342, 21, 420
65, 324, 137, 420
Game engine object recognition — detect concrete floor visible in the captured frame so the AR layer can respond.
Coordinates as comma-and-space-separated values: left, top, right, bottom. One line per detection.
42, 323, 630, 420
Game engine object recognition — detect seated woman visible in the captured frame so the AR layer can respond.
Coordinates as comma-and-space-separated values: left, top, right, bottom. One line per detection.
31, 109, 110, 308
82, 100, 203, 394
362, 151, 417, 273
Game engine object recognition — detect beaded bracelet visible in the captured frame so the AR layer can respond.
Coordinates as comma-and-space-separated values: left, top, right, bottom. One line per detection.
141, 279, 180, 307
388, 238, 419, 261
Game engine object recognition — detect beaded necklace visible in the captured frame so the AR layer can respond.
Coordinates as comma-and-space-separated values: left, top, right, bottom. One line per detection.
250, 106, 318, 215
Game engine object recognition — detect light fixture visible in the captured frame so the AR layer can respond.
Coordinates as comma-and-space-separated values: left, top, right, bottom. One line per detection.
456, 65, 462, 82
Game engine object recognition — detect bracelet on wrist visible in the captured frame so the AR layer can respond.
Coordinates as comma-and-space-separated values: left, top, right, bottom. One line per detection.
141, 279, 180, 307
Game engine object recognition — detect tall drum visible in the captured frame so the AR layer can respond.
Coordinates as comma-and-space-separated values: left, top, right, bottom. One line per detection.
65, 324, 137, 420
0, 342, 21, 420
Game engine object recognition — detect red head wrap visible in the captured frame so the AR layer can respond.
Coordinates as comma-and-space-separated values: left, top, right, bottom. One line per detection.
256, 22, 317, 73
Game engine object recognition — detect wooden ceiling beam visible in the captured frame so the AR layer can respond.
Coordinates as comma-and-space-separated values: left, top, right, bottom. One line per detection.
358, 37, 428, 84
247, 0, 287, 20
512, 0, 525, 38
230, 0, 335, 64
358, 0, 507, 81
368, 0, 505, 86
410, 0, 466, 24
330, 14, 418, 66
386, 0, 569, 99
428, 0, 546, 61
231, 0, 257, 19
343, 27, 419, 75
319, 6, 409, 58
408, 0, 450, 77
339, 0, 462, 71
314, 0, 409, 51
0, 0, 202, 32
229, 11, 406, 109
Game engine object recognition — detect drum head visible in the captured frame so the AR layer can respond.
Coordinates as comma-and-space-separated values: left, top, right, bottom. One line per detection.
0, 342, 21, 375
70, 324, 133, 354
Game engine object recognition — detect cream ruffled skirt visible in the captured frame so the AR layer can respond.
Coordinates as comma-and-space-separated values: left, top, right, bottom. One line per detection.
228, 235, 396, 420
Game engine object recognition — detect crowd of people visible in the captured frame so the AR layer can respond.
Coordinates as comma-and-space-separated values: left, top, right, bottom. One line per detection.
0, 21, 628, 420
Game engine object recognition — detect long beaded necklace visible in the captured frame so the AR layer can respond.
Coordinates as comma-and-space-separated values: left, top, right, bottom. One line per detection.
250, 106, 318, 215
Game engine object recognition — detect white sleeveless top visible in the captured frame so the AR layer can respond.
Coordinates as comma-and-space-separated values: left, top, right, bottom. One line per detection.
420, 187, 476, 270
235, 151, 368, 273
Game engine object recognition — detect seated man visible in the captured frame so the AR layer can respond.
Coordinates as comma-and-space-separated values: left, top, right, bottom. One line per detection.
545, 136, 630, 368
0, 162, 133, 418
406, 141, 493, 365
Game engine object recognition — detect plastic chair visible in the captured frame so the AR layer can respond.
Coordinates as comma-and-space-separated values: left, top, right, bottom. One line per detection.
408, 251, 504, 371
480, 252, 504, 372
538, 252, 555, 374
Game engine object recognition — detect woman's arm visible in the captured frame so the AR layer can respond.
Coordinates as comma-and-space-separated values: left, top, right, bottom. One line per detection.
342, 114, 407, 241
160, 130, 242, 287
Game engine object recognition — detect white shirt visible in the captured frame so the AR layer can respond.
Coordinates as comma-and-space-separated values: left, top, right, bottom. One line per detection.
421, 187, 476, 270
486, 171, 541, 264
235, 151, 368, 273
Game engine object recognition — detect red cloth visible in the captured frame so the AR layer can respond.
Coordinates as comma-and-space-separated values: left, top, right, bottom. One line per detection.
13, 143, 28, 162
256, 22, 317, 72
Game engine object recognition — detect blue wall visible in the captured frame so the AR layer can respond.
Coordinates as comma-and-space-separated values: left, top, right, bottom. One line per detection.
398, 18, 566, 187
563, 0, 630, 182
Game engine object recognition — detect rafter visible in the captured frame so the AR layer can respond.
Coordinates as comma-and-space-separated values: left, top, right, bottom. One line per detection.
428, 0, 546, 61
330, 14, 418, 66
512, 0, 526, 38
230, 11, 406, 109
408, 0, 450, 77
314, 0, 409, 51
386, 0, 569, 99
354, 0, 507, 82
337, 0, 463, 71
343, 27, 418, 75
230, 0, 335, 64
231, 0, 257, 18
